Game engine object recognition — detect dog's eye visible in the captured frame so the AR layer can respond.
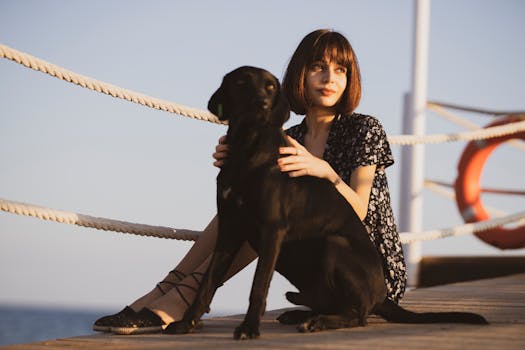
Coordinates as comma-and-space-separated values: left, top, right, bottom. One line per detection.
236, 79, 246, 86
266, 82, 276, 91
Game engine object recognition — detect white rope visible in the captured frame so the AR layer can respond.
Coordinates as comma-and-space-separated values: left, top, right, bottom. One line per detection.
399, 210, 525, 244
3, 43, 525, 146
0, 44, 224, 125
423, 180, 510, 218
387, 119, 525, 145
2, 197, 524, 244
2, 44, 525, 245
427, 101, 525, 116
0, 198, 200, 241
427, 103, 525, 152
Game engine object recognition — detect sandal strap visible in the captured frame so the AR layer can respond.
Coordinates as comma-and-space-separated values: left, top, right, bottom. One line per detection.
189, 272, 205, 284
155, 283, 168, 295
173, 285, 192, 307
169, 269, 186, 281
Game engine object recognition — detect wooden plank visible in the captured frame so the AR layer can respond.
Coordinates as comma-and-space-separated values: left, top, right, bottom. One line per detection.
2, 273, 524, 350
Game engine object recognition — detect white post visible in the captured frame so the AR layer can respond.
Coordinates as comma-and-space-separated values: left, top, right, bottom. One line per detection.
399, 0, 430, 287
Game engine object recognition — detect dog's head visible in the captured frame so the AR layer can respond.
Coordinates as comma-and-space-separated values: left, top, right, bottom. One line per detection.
208, 66, 290, 127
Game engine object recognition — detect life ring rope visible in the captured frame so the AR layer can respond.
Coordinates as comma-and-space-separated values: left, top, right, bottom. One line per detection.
454, 116, 525, 249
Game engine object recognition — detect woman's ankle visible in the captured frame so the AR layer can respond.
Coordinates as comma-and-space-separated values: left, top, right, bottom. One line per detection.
147, 272, 203, 323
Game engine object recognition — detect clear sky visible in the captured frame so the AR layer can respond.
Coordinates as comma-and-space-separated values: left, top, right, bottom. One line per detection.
1, 0, 524, 314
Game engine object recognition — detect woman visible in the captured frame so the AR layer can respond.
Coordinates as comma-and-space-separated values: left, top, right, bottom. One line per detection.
94, 29, 407, 335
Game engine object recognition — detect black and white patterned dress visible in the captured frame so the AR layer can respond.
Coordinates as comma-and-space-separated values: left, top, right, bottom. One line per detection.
286, 113, 407, 303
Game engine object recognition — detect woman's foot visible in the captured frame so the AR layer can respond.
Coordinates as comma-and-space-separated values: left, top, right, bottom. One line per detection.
92, 269, 186, 332
92, 306, 136, 332
110, 272, 204, 335
109, 307, 166, 335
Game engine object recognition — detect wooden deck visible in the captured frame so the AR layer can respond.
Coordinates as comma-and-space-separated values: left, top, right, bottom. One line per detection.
2, 273, 524, 350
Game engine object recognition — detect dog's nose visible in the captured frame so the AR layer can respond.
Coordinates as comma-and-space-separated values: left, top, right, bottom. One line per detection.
255, 96, 270, 110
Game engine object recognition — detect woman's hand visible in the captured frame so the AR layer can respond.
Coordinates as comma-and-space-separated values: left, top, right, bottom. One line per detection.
278, 136, 339, 183
213, 135, 228, 168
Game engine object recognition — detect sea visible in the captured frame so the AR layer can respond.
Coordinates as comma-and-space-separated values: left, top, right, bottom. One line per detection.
0, 304, 234, 347
0, 304, 111, 346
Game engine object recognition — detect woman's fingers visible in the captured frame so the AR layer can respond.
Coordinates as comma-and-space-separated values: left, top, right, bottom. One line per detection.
213, 135, 228, 168
287, 136, 308, 151
279, 146, 300, 156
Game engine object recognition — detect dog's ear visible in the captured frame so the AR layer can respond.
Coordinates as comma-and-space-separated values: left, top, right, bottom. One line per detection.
208, 84, 229, 121
271, 87, 290, 126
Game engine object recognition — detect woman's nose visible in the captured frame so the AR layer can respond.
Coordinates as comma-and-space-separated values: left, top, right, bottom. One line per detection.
322, 69, 335, 83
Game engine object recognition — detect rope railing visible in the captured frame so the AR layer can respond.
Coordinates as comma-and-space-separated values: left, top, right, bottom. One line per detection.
0, 44, 224, 125
387, 119, 525, 145
2, 43, 525, 146
0, 198, 200, 241
425, 179, 525, 197
2, 43, 524, 246
400, 210, 525, 244
1, 197, 524, 244
427, 103, 525, 152
427, 101, 525, 117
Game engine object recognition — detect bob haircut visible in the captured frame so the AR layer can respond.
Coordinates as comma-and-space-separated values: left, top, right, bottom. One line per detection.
282, 29, 362, 116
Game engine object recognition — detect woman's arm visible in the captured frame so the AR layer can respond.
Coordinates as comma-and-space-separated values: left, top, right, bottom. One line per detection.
278, 136, 375, 221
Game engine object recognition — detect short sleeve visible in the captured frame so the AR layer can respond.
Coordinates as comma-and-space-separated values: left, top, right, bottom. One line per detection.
352, 115, 394, 169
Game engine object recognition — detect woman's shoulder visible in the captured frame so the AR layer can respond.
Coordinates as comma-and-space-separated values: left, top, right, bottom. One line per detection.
339, 113, 384, 130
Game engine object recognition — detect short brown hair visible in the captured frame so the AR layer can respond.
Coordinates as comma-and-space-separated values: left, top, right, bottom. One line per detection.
282, 29, 362, 115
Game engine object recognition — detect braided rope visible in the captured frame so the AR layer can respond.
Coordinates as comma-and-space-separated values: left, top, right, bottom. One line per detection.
387, 119, 525, 145
0, 44, 224, 125
2, 197, 524, 244
425, 179, 525, 196
3, 43, 525, 145
399, 210, 525, 244
427, 101, 525, 117
427, 104, 525, 152
0, 198, 200, 241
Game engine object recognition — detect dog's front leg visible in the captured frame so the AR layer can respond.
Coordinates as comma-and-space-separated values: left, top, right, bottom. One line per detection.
234, 227, 285, 340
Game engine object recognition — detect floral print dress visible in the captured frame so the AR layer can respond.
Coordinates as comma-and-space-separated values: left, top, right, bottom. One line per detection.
286, 113, 407, 303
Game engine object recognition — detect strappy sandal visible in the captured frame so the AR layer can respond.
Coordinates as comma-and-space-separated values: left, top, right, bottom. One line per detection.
163, 272, 206, 334
155, 269, 187, 295
110, 272, 205, 335
92, 269, 186, 332
110, 307, 166, 335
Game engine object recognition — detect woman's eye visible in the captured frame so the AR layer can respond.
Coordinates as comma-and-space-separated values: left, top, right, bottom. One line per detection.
336, 67, 347, 74
310, 63, 323, 72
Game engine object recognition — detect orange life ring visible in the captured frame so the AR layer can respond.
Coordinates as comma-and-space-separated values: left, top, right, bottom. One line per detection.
454, 116, 525, 250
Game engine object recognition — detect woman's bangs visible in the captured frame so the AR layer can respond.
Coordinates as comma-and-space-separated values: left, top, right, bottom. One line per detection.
311, 33, 353, 68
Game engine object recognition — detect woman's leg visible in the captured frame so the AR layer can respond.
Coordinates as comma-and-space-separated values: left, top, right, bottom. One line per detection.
128, 215, 221, 311
149, 240, 257, 324
129, 214, 258, 320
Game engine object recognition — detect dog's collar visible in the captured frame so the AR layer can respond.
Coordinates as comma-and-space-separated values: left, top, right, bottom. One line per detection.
217, 104, 223, 118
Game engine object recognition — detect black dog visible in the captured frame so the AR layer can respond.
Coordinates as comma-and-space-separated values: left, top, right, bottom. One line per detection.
164, 66, 487, 339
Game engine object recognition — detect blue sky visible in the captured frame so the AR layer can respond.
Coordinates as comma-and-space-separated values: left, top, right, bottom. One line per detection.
1, 0, 524, 313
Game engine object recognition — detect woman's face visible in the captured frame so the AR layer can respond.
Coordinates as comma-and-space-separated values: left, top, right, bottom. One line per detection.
305, 59, 348, 112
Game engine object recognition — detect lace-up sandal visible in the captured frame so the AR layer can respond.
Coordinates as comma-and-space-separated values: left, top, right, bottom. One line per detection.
111, 272, 204, 335
92, 306, 136, 332
110, 307, 166, 335
164, 272, 207, 334
92, 269, 186, 332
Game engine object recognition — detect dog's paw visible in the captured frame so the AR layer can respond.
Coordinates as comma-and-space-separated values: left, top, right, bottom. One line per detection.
233, 322, 260, 340
277, 310, 312, 325
163, 319, 201, 334
297, 317, 326, 333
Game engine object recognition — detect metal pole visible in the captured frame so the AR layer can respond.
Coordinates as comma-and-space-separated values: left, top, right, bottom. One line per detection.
399, 0, 430, 287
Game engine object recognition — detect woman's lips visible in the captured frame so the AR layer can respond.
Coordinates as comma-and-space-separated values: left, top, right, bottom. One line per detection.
318, 88, 336, 96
